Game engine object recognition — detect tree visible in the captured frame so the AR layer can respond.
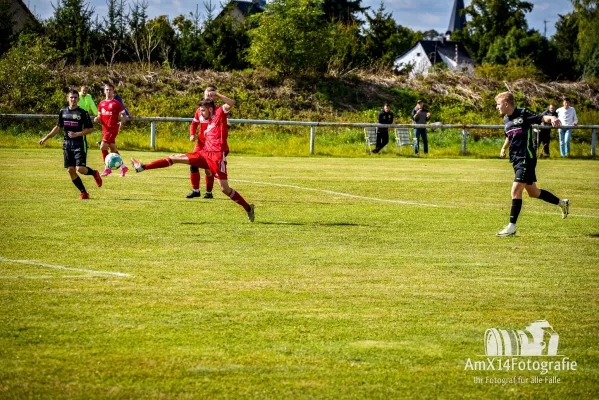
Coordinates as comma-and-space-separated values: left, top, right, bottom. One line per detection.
202, 2, 250, 71
248, 0, 331, 75
452, 0, 533, 63
0, 0, 16, 57
173, 6, 205, 70
551, 12, 580, 80
571, 0, 599, 78
327, 21, 366, 75
47, 0, 96, 64
101, 0, 127, 65
363, 3, 417, 67
321, 0, 368, 24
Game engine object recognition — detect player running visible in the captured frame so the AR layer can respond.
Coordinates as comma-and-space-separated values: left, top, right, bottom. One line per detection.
130, 91, 255, 222
95, 83, 129, 177
39, 89, 102, 199
495, 91, 570, 237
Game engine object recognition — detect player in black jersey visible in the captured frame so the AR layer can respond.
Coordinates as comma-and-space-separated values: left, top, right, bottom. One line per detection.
39, 89, 103, 199
495, 92, 570, 237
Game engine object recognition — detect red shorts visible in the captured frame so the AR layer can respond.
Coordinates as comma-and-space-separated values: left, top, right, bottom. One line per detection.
185, 151, 228, 180
102, 130, 119, 144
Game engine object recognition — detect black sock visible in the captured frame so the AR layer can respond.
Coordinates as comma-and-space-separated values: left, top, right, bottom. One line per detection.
83, 167, 96, 176
510, 199, 522, 224
72, 177, 86, 193
538, 189, 560, 205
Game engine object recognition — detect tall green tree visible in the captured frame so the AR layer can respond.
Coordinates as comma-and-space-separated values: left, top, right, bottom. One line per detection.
551, 12, 580, 80
571, 0, 599, 78
248, 0, 330, 75
452, 0, 533, 63
322, 0, 368, 24
328, 21, 366, 75
173, 6, 205, 69
47, 0, 96, 64
203, 3, 250, 71
0, 0, 16, 57
363, 3, 417, 67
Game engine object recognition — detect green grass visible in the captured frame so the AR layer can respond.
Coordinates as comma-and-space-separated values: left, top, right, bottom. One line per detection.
0, 148, 598, 399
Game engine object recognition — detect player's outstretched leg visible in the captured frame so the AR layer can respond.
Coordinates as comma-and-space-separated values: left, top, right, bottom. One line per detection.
535, 188, 570, 219
218, 179, 254, 222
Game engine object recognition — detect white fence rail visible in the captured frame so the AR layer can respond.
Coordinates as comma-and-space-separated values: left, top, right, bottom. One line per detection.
1, 113, 597, 156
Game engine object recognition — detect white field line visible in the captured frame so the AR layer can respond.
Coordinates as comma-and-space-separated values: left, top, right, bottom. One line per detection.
0, 257, 133, 277
0, 275, 99, 279
232, 179, 599, 219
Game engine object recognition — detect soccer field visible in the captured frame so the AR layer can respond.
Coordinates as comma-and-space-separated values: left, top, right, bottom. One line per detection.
1, 148, 598, 399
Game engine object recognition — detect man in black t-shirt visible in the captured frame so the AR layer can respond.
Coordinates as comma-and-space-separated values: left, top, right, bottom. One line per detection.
39, 89, 103, 199
372, 103, 394, 154
538, 104, 557, 157
495, 92, 570, 237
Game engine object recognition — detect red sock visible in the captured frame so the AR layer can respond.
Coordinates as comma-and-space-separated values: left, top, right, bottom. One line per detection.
102, 150, 109, 161
205, 175, 214, 192
145, 158, 173, 170
228, 189, 250, 211
190, 172, 201, 190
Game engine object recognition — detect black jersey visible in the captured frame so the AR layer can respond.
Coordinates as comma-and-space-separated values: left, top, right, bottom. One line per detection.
58, 107, 93, 146
503, 108, 543, 163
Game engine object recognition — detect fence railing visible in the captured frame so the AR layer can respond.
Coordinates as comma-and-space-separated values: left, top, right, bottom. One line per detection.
1, 113, 597, 156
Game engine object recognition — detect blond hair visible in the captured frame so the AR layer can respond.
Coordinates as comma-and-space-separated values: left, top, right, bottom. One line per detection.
495, 92, 515, 106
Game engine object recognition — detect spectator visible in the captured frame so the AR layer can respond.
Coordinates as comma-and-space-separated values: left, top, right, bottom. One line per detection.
538, 104, 557, 157
372, 103, 394, 154
556, 97, 578, 157
411, 100, 430, 155
78, 86, 98, 116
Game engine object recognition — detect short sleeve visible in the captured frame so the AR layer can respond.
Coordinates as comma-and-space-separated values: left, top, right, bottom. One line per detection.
523, 109, 543, 125
58, 110, 64, 127
82, 110, 93, 129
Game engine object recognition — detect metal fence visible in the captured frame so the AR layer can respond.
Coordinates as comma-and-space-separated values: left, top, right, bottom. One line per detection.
1, 113, 597, 156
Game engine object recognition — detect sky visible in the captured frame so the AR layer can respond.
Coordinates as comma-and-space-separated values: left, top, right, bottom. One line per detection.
25, 0, 573, 39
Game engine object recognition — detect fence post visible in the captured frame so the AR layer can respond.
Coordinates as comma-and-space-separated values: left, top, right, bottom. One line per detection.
150, 121, 156, 149
461, 129, 468, 155
592, 129, 596, 157
310, 125, 316, 154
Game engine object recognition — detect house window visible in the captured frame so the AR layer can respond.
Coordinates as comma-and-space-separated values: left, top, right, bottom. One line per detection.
416, 52, 421, 56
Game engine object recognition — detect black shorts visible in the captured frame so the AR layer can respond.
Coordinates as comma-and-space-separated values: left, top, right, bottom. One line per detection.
63, 146, 87, 168
513, 158, 537, 184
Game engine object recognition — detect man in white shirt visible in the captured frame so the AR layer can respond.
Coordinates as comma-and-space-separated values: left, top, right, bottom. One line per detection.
556, 97, 578, 157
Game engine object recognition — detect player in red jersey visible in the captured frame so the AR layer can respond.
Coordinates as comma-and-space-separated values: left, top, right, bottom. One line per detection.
95, 83, 129, 177
130, 91, 255, 222
186, 102, 214, 199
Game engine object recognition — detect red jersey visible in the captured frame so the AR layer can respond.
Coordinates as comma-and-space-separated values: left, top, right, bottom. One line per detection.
190, 108, 209, 143
98, 98, 125, 134
203, 105, 229, 152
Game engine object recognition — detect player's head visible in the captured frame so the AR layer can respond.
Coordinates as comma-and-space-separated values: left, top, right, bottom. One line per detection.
549, 104, 556, 112
204, 85, 217, 100
80, 86, 88, 96
199, 99, 216, 118
67, 89, 79, 108
104, 83, 115, 99
562, 97, 570, 108
416, 99, 423, 109
383, 103, 390, 112
495, 92, 515, 115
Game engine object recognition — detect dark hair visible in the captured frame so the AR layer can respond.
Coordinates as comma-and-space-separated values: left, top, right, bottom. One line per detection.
206, 84, 217, 91
67, 89, 79, 97
417, 100, 423, 104
199, 99, 215, 109
104, 83, 115, 89
384, 103, 390, 107
562, 97, 570, 102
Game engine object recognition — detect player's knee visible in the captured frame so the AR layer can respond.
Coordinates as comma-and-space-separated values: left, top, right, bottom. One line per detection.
76, 166, 86, 173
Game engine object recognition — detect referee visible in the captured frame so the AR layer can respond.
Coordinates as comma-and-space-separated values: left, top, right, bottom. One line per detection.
39, 89, 103, 199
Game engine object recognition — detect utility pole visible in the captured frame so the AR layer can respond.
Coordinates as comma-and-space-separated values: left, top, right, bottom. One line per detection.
544, 20, 548, 38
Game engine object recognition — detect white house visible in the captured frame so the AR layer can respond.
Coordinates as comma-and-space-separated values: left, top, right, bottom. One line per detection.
394, 40, 475, 77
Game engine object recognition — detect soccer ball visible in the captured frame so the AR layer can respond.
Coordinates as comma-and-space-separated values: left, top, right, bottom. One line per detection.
105, 153, 123, 170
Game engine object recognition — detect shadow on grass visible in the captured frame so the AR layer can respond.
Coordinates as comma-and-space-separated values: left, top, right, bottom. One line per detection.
586, 233, 599, 238
257, 221, 374, 227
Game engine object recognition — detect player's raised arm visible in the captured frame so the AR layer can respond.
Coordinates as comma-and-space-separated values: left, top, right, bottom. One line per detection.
211, 92, 234, 111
